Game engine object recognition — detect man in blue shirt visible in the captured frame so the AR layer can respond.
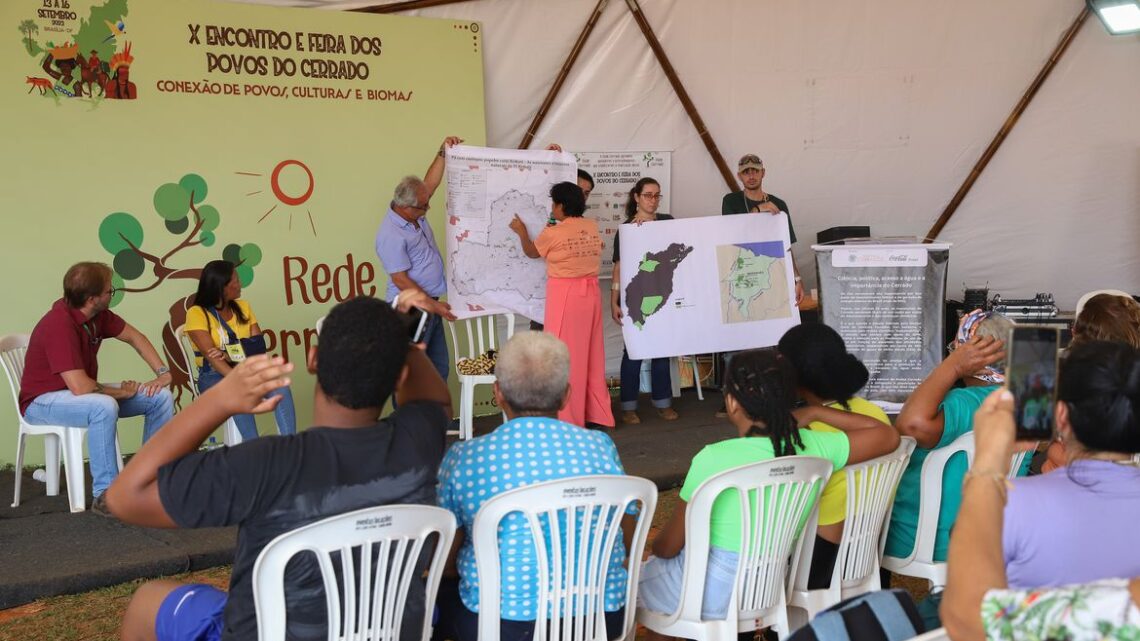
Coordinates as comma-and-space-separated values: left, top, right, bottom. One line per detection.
434, 331, 632, 641
376, 135, 462, 380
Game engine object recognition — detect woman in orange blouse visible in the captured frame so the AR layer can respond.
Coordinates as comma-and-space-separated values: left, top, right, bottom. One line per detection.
510, 181, 615, 428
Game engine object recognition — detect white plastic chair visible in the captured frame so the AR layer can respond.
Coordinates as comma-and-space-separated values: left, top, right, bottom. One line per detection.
253, 504, 457, 641
881, 432, 1036, 589
637, 456, 834, 641
788, 438, 917, 627
473, 475, 658, 641
174, 325, 243, 446
1, 333, 124, 513
446, 313, 515, 440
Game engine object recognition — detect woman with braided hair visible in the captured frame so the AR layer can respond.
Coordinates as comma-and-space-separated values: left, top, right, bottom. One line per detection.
637, 350, 902, 631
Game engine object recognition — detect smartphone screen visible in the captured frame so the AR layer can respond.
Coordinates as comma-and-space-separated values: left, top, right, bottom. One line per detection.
405, 307, 431, 344
1006, 325, 1060, 439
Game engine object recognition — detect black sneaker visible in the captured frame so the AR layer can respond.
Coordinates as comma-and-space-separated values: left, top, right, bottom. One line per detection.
91, 493, 115, 518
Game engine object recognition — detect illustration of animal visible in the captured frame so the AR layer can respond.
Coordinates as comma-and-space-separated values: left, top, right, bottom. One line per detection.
25, 76, 55, 95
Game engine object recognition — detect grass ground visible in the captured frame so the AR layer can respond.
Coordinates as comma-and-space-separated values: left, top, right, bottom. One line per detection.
0, 489, 924, 640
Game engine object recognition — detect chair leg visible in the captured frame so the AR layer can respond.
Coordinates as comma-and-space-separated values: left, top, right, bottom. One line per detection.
692, 357, 704, 401
460, 382, 475, 441
223, 418, 242, 447
11, 432, 27, 507
62, 429, 87, 512
43, 433, 61, 497
115, 437, 125, 473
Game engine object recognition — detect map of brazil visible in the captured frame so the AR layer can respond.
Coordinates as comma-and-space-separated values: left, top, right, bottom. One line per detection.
716, 241, 792, 323
624, 242, 694, 329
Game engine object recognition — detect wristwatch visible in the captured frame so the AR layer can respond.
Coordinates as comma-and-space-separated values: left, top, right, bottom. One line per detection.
155, 366, 171, 376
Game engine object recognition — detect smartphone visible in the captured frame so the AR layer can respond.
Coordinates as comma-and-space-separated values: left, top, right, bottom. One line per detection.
1005, 325, 1061, 440
405, 306, 431, 344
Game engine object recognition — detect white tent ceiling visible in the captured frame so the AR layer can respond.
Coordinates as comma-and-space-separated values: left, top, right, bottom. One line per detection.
232, 0, 1139, 309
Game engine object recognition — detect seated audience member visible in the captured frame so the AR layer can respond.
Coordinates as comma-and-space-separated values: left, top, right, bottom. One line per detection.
1003, 341, 1140, 588
109, 293, 454, 641
942, 387, 1140, 641
639, 350, 902, 629
434, 331, 631, 641
777, 323, 900, 589
185, 259, 296, 440
885, 310, 1021, 565
19, 261, 173, 515
1043, 290, 1140, 472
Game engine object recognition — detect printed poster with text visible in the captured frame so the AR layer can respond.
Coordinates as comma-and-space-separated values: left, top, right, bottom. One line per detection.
814, 244, 950, 406
618, 214, 800, 360
0, 0, 486, 464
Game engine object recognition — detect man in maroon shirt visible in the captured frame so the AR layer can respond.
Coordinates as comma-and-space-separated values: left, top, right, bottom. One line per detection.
20, 262, 174, 514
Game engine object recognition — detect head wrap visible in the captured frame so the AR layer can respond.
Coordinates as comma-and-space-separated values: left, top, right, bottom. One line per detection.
952, 309, 1005, 385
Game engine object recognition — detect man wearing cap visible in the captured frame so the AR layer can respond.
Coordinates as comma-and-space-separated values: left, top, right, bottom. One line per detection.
716, 154, 803, 418
721, 153, 804, 304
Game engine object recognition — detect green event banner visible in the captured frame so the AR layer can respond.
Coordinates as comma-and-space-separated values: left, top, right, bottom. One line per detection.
1, 0, 486, 465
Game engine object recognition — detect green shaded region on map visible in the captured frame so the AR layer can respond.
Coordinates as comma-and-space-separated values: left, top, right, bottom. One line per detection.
625, 242, 694, 329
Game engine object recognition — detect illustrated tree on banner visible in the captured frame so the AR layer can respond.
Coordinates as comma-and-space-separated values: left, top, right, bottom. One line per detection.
97, 173, 262, 405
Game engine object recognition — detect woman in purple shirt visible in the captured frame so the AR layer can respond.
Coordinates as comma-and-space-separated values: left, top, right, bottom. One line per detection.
1003, 340, 1140, 588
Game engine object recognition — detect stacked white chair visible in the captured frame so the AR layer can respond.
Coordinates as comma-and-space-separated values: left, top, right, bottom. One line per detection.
253, 504, 456, 641
1, 333, 124, 512
788, 438, 917, 627
174, 325, 244, 446
881, 431, 1037, 589
637, 457, 833, 641
446, 313, 515, 440
473, 475, 658, 641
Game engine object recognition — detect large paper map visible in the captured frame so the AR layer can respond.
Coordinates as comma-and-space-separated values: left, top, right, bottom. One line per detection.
618, 214, 800, 359
444, 146, 576, 320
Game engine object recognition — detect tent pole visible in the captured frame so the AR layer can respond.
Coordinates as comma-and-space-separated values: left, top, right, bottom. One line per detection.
518, 0, 610, 149
352, 0, 478, 14
925, 5, 1090, 241
624, 0, 736, 192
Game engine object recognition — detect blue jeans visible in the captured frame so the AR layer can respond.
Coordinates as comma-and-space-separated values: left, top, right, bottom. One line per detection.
619, 350, 671, 411
423, 313, 450, 382
197, 365, 296, 440
23, 387, 174, 498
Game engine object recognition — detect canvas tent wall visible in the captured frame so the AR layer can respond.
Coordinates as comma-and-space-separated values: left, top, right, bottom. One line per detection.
240, 0, 1140, 309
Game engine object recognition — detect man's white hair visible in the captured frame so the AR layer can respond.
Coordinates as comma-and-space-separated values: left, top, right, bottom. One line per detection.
392, 175, 425, 208
495, 331, 570, 413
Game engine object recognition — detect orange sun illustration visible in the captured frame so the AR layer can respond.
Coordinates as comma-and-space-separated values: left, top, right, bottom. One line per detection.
237, 159, 317, 236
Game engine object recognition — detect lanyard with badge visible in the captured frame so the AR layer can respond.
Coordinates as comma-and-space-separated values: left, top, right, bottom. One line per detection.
208, 308, 247, 363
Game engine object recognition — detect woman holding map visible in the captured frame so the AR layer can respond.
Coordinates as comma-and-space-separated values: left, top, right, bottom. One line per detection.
509, 181, 615, 429
610, 177, 679, 425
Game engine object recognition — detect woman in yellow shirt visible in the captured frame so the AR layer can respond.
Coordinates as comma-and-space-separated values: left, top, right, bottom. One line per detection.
185, 260, 296, 440
777, 323, 899, 589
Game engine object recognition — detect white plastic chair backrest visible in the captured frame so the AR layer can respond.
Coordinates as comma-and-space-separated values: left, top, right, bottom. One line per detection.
905, 431, 975, 566
173, 325, 202, 395
447, 313, 516, 365
809, 437, 917, 591
253, 504, 457, 641
681, 456, 833, 620
1007, 444, 1037, 479
0, 334, 31, 410
473, 475, 657, 641
315, 316, 325, 336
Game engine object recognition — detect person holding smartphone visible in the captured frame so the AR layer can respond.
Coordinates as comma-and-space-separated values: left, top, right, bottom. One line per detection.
1000, 340, 1140, 588
942, 385, 1140, 641
186, 259, 295, 440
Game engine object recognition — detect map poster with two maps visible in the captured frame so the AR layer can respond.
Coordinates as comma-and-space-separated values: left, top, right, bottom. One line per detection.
618, 214, 800, 360
444, 146, 577, 320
